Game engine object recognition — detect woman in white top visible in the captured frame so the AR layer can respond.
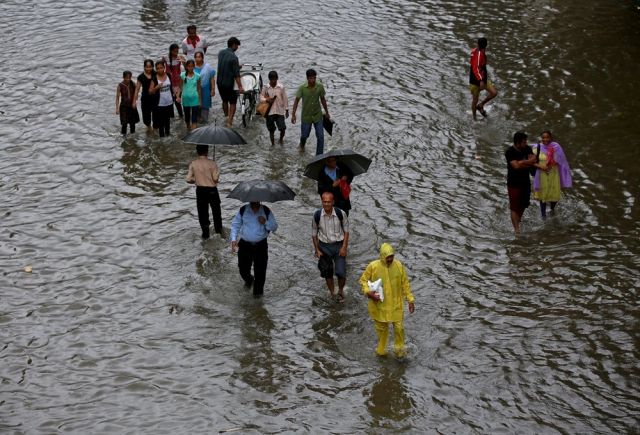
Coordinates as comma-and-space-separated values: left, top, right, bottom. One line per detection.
149, 59, 175, 137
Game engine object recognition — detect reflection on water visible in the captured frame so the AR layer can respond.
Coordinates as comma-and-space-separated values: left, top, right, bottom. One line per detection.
366, 364, 414, 426
1, 0, 639, 432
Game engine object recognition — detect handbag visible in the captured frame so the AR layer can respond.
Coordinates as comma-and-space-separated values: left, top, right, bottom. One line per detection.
256, 91, 276, 117
256, 101, 271, 116
529, 143, 541, 176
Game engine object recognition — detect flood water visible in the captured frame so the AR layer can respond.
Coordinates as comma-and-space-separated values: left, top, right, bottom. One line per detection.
1, 0, 639, 433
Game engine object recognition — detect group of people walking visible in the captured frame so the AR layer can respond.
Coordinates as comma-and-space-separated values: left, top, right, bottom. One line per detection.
469, 37, 574, 233
185, 143, 414, 358
115, 27, 331, 156
117, 31, 576, 358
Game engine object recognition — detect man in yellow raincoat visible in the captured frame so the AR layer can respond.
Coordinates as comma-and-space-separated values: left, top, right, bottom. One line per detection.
359, 243, 415, 357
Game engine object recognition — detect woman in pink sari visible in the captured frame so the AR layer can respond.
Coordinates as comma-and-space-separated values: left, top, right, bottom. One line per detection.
532, 131, 573, 217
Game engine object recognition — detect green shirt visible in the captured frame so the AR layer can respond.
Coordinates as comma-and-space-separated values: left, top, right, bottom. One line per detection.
295, 82, 326, 123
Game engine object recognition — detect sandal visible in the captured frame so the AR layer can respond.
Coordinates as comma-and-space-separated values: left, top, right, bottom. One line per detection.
476, 105, 487, 118
337, 294, 345, 303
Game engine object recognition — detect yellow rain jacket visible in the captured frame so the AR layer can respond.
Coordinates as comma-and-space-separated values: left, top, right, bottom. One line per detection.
359, 243, 415, 323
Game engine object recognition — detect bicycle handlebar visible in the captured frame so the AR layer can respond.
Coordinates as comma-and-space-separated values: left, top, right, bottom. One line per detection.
241, 63, 263, 70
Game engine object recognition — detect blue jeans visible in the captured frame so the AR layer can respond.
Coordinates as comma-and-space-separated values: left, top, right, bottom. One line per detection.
300, 119, 324, 155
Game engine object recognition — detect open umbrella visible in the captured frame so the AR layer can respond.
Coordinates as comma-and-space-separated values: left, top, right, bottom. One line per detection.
182, 125, 247, 159
227, 180, 296, 203
303, 149, 372, 180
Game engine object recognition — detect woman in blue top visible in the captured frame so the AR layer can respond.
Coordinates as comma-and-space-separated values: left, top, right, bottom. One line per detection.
194, 49, 215, 123
178, 59, 201, 130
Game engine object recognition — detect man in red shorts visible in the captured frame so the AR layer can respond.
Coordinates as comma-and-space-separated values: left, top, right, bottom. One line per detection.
469, 37, 498, 120
505, 131, 538, 234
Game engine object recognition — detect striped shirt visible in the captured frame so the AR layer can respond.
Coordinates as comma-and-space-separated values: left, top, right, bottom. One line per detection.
312, 208, 349, 243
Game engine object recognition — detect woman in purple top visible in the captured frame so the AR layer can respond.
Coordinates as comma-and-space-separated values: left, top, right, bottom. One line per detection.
532, 131, 573, 217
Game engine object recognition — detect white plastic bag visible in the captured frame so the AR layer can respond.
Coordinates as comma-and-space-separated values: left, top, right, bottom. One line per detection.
367, 278, 384, 302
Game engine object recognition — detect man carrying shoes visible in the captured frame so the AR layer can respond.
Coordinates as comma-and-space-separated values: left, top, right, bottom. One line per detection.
230, 201, 278, 298
311, 192, 349, 302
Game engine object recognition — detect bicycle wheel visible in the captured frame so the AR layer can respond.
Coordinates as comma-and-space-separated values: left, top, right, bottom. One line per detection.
241, 95, 249, 127
243, 94, 255, 127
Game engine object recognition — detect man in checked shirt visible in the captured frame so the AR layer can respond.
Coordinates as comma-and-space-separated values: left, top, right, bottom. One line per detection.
312, 192, 350, 302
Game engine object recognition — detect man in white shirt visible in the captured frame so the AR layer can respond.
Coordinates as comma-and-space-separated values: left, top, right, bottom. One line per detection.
181, 25, 208, 60
311, 192, 350, 302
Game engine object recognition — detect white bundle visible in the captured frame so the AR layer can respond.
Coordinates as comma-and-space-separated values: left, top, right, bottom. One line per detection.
367, 279, 384, 302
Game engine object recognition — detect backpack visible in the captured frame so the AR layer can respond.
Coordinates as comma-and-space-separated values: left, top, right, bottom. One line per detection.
314, 207, 344, 231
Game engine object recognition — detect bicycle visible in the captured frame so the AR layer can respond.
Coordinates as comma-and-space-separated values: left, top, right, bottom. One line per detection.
236, 63, 263, 127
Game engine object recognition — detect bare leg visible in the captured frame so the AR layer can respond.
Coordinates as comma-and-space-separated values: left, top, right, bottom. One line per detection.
471, 92, 479, 120
510, 210, 522, 235
479, 85, 498, 108
227, 103, 237, 127
337, 277, 346, 299
222, 101, 229, 117
325, 278, 335, 297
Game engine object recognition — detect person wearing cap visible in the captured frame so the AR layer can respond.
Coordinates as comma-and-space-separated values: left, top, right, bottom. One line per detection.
259, 70, 289, 146
359, 243, 415, 358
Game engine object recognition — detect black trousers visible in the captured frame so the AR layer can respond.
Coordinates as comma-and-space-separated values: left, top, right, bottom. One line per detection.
238, 238, 268, 296
196, 186, 222, 237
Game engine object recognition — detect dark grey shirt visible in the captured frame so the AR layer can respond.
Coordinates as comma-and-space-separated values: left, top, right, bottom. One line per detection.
216, 48, 240, 89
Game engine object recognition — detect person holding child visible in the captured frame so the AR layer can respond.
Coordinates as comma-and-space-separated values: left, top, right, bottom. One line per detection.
115, 71, 140, 136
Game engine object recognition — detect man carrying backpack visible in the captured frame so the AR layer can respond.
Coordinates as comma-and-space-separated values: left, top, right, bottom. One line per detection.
311, 192, 350, 302
230, 202, 278, 298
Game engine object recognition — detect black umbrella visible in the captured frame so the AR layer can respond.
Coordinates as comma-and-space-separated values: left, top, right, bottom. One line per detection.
182, 125, 246, 145
182, 125, 247, 159
303, 149, 372, 180
227, 180, 296, 203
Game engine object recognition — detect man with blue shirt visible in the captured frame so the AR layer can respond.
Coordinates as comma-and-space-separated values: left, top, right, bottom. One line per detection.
230, 202, 278, 297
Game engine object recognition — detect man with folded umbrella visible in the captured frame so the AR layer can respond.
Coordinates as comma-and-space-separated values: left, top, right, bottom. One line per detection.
291, 68, 330, 155
186, 145, 222, 239
230, 202, 278, 297
312, 192, 349, 302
